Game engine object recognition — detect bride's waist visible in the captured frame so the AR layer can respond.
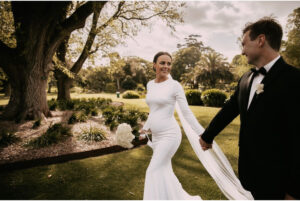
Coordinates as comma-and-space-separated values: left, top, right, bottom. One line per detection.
149, 118, 179, 132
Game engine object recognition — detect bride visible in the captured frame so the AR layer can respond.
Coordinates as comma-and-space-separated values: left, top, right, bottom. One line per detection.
139, 51, 253, 200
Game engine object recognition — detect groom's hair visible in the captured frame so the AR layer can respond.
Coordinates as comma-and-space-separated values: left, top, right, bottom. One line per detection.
243, 17, 283, 51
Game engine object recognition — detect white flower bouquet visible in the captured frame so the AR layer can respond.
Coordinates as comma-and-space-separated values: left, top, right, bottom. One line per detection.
115, 123, 135, 149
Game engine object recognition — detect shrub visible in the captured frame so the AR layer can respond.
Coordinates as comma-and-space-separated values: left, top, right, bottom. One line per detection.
136, 84, 145, 92
68, 111, 88, 124
79, 126, 107, 142
32, 119, 41, 129
48, 99, 58, 111
121, 109, 139, 128
57, 100, 75, 110
122, 90, 140, 99
26, 123, 71, 148
121, 76, 137, 90
104, 83, 117, 93
185, 90, 203, 106
102, 106, 124, 130
90, 108, 98, 116
47, 98, 112, 112
101, 106, 148, 133
201, 89, 228, 107
0, 129, 20, 147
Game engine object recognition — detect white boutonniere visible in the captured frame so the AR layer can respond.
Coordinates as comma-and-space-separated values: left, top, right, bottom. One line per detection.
256, 83, 264, 94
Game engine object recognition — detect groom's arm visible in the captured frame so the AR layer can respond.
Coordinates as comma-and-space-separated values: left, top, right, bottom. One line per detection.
201, 83, 240, 144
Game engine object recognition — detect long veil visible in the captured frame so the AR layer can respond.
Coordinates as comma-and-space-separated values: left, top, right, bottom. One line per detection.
169, 74, 254, 200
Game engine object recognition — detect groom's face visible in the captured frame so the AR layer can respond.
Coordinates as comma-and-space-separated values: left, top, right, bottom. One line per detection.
242, 30, 261, 66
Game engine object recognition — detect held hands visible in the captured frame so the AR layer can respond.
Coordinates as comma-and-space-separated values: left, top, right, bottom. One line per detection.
199, 136, 212, 151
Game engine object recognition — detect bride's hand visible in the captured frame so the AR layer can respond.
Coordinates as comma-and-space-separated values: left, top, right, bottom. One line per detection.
139, 129, 147, 140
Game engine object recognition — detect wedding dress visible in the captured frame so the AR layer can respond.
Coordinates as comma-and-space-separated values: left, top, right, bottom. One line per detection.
142, 75, 253, 200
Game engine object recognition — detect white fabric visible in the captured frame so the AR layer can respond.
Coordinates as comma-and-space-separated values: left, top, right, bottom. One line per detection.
248, 55, 280, 109
143, 77, 202, 200
143, 74, 253, 200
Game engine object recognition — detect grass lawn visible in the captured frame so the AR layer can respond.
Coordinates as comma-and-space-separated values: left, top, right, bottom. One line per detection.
0, 92, 240, 200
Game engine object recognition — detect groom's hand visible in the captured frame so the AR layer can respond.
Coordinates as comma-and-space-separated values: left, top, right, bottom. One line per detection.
284, 193, 296, 200
199, 136, 212, 151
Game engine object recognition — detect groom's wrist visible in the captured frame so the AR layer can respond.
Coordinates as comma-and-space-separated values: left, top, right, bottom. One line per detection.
201, 132, 213, 144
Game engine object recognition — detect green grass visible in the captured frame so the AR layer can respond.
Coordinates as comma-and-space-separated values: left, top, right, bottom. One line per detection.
0, 92, 240, 200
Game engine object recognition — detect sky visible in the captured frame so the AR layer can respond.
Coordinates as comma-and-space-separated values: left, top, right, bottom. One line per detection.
107, 1, 300, 64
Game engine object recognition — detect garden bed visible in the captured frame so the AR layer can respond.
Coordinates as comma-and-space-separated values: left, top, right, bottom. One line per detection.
0, 108, 147, 171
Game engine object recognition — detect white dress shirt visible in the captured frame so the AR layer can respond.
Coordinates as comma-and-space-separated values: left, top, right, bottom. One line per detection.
247, 55, 281, 109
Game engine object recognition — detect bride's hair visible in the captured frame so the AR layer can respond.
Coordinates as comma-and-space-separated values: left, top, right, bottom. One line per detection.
153, 51, 172, 71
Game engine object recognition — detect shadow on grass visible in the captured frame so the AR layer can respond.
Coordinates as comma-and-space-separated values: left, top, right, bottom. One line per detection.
0, 146, 152, 199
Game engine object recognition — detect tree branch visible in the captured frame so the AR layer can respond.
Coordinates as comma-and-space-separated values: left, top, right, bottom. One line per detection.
46, 2, 107, 67
62, 2, 96, 32
70, 1, 125, 74
70, 3, 104, 74
119, 2, 169, 21
95, 1, 125, 33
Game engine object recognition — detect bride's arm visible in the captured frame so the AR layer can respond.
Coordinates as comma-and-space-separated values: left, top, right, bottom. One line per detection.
141, 81, 151, 132
174, 81, 205, 136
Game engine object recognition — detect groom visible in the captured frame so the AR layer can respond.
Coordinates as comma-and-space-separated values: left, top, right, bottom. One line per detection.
199, 17, 300, 200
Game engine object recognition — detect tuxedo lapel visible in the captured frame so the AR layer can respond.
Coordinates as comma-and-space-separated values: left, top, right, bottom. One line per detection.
239, 71, 253, 116
247, 57, 287, 112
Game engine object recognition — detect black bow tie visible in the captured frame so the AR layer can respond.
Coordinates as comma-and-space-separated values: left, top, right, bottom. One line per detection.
251, 67, 267, 76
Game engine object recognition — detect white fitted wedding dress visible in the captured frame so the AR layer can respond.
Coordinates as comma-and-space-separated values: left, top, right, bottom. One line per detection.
142, 76, 254, 200
143, 78, 203, 200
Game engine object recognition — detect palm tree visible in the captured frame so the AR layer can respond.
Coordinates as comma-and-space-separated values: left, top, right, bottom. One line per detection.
194, 50, 234, 89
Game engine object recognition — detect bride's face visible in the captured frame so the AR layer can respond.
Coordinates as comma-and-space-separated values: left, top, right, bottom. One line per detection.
154, 55, 172, 78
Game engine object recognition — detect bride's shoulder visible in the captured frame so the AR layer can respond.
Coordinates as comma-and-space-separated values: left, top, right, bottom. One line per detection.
146, 80, 155, 87
171, 79, 182, 87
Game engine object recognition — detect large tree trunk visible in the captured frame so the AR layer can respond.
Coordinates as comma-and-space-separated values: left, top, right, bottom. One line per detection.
55, 70, 72, 100
0, 1, 96, 121
3, 62, 51, 121
4, 82, 11, 97
47, 82, 52, 93
55, 2, 117, 100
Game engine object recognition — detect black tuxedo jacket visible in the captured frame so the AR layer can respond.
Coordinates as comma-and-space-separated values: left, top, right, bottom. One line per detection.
201, 57, 300, 199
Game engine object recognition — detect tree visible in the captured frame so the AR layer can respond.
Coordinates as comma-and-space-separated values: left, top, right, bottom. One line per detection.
193, 50, 234, 89
0, 1, 99, 121
108, 52, 125, 91
54, 1, 184, 100
171, 35, 207, 81
231, 54, 253, 78
47, 71, 56, 94
84, 67, 111, 92
124, 56, 152, 86
282, 7, 300, 68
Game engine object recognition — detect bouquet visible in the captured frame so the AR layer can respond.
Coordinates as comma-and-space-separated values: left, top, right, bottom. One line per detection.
115, 123, 135, 149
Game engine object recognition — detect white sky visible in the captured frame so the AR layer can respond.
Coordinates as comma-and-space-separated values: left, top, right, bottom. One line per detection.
105, 1, 300, 64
